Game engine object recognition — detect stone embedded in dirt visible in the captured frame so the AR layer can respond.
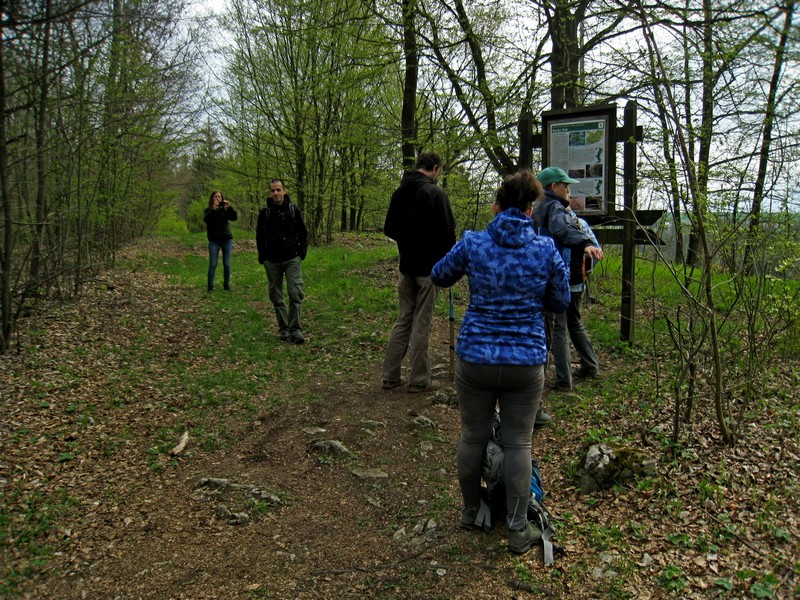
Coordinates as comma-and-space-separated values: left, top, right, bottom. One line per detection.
196, 477, 232, 489
311, 439, 353, 458
361, 420, 386, 429
351, 468, 388, 479
228, 512, 250, 525
196, 478, 282, 514
411, 415, 437, 428
431, 388, 458, 405
578, 442, 658, 493
301, 426, 327, 435
407, 518, 439, 547
250, 489, 282, 505
215, 504, 250, 525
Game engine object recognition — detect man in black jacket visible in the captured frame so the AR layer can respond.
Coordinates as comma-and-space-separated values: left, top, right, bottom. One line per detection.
382, 151, 456, 393
256, 179, 308, 344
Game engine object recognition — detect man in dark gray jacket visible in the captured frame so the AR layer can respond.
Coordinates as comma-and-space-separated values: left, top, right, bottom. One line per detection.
382, 151, 456, 393
534, 167, 603, 413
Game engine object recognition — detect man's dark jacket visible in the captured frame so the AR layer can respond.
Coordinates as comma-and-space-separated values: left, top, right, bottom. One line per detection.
383, 170, 456, 277
532, 191, 592, 253
256, 196, 308, 264
532, 190, 593, 281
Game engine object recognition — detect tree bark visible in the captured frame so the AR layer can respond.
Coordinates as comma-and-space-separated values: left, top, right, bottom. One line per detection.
401, 0, 418, 169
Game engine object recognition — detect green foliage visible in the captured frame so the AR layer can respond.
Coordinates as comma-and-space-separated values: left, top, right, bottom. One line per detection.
157, 207, 191, 237
747, 572, 781, 598
186, 198, 208, 234
667, 532, 692, 548
659, 564, 687, 592
715, 577, 734, 591
587, 524, 626, 550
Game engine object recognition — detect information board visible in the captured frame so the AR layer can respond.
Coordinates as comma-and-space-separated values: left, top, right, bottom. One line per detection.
542, 105, 616, 215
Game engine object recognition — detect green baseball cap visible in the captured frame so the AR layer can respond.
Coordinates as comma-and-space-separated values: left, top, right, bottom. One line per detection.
537, 167, 579, 187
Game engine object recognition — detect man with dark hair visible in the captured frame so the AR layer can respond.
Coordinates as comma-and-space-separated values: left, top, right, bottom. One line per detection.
382, 151, 456, 393
256, 179, 308, 344
534, 167, 603, 406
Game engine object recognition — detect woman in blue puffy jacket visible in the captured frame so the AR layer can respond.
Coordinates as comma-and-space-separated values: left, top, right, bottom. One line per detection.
431, 169, 570, 554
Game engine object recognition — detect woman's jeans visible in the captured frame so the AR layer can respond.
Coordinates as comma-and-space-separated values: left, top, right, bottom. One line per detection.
455, 359, 545, 531
208, 238, 233, 290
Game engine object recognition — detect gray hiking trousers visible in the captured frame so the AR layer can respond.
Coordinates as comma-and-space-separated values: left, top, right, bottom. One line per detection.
381, 273, 438, 388
455, 359, 544, 531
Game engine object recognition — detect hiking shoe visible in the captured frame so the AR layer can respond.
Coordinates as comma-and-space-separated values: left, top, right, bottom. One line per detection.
279, 330, 289, 341
382, 378, 405, 390
535, 409, 552, 425
408, 381, 441, 394
550, 381, 572, 392
508, 522, 543, 554
460, 506, 480, 531
573, 367, 598, 379
290, 332, 305, 344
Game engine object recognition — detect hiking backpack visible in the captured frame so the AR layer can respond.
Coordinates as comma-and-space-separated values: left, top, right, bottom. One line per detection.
478, 411, 557, 566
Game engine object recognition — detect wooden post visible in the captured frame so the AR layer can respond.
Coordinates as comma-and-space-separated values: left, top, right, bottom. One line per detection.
621, 101, 638, 343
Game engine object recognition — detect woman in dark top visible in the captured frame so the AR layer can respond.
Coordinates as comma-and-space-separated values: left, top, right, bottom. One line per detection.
203, 191, 238, 291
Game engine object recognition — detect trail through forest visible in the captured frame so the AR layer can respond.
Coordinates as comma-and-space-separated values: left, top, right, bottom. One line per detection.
1, 237, 798, 599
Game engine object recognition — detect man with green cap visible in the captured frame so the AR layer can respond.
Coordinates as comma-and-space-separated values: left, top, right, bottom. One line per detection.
533, 167, 604, 418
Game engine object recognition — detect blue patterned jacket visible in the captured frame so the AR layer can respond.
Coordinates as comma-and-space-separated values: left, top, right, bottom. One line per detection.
431, 208, 570, 366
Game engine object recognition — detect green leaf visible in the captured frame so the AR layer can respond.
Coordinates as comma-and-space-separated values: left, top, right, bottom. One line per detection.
715, 578, 733, 591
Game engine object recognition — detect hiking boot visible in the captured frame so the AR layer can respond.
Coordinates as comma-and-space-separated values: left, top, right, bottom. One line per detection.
279, 330, 289, 341
535, 409, 552, 425
573, 367, 598, 379
550, 381, 571, 392
408, 381, 441, 394
508, 522, 543, 554
382, 378, 405, 390
460, 506, 480, 531
290, 332, 305, 344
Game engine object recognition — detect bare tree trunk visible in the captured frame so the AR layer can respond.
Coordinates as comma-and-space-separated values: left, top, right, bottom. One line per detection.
29, 0, 52, 291
547, 0, 583, 109
742, 0, 795, 274
697, 0, 730, 444
0, 13, 12, 352
401, 0, 418, 169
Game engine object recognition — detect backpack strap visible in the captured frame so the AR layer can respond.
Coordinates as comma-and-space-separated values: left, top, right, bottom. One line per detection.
263, 203, 297, 220
527, 497, 556, 566
474, 498, 492, 532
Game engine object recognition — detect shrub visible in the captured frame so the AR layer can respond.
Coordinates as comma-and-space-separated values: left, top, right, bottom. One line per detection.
187, 198, 207, 233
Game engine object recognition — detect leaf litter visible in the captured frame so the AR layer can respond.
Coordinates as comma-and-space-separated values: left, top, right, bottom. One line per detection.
1, 236, 798, 598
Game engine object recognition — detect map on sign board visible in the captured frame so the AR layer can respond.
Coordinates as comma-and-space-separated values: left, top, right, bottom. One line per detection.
547, 117, 607, 213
